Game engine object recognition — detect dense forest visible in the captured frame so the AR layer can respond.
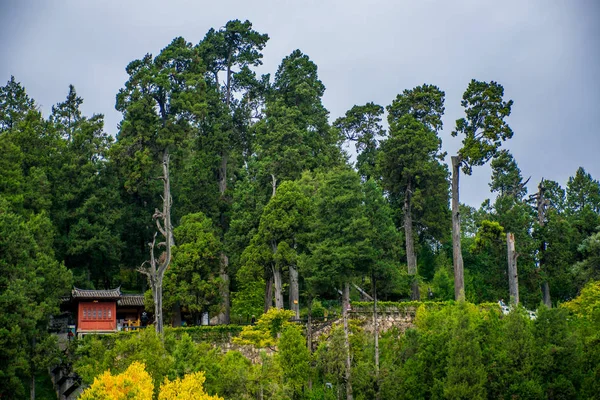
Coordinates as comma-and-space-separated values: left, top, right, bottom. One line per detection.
1, 19, 599, 400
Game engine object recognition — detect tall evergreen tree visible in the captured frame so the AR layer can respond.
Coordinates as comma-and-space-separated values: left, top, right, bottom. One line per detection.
0, 199, 72, 399
195, 20, 269, 323
451, 80, 514, 300
254, 49, 343, 186
48, 86, 122, 288
251, 50, 343, 311
112, 36, 206, 334
0, 76, 35, 132
379, 84, 447, 300
334, 102, 385, 181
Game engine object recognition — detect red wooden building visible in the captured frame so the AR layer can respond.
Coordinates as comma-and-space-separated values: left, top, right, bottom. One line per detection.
62, 287, 146, 335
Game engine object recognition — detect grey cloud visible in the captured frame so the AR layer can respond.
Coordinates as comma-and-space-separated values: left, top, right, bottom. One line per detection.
1, 0, 598, 206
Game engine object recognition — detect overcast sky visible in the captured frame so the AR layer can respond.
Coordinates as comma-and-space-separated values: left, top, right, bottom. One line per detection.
1, 0, 598, 206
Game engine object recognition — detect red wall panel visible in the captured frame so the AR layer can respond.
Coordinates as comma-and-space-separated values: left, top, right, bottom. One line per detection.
77, 301, 117, 331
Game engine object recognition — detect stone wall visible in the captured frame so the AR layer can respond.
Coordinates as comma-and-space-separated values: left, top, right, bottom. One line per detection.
310, 305, 417, 344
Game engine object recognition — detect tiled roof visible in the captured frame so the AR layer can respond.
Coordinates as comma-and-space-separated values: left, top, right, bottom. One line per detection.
72, 287, 121, 299
118, 294, 146, 307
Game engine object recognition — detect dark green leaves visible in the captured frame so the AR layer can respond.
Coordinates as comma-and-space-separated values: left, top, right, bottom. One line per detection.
453, 79, 513, 174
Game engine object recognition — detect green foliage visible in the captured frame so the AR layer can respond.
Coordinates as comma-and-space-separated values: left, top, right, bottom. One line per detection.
379, 85, 449, 242
165, 212, 222, 320
75, 327, 175, 389
0, 199, 72, 398
334, 102, 384, 180
471, 219, 505, 252
234, 308, 296, 348
303, 169, 370, 294
254, 49, 343, 185
0, 75, 35, 132
573, 230, 600, 286
315, 326, 347, 393
562, 280, 600, 319
167, 325, 243, 344
277, 325, 311, 399
431, 266, 455, 301
68, 300, 600, 399
443, 304, 487, 400
533, 307, 582, 398
231, 279, 265, 323
453, 79, 514, 175
490, 150, 526, 198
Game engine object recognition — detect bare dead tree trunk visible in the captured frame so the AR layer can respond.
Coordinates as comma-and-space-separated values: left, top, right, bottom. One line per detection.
289, 263, 299, 318
138, 151, 173, 336
451, 156, 465, 301
352, 283, 373, 301
404, 181, 419, 300
343, 282, 354, 400
372, 276, 380, 400
507, 232, 519, 305
264, 276, 273, 312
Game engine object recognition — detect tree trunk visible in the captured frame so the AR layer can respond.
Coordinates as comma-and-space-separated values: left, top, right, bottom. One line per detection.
307, 297, 313, 391
155, 152, 172, 336
289, 264, 299, 318
219, 152, 228, 196
154, 277, 164, 335
404, 181, 419, 300
30, 337, 35, 400
507, 232, 519, 305
217, 150, 231, 324
372, 276, 380, 400
264, 276, 273, 312
172, 301, 182, 327
343, 282, 353, 400
219, 252, 230, 324
138, 151, 173, 337
307, 297, 313, 352
272, 264, 284, 309
271, 174, 277, 198
451, 156, 465, 301
226, 53, 232, 107
542, 282, 551, 308
537, 180, 552, 308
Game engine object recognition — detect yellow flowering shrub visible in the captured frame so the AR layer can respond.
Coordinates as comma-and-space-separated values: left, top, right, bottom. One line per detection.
80, 361, 222, 400
159, 371, 224, 400
79, 361, 153, 400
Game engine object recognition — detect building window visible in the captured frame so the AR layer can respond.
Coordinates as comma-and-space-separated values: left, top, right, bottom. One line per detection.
81, 304, 114, 321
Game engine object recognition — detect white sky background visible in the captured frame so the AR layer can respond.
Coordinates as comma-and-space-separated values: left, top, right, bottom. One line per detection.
1, 0, 598, 207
